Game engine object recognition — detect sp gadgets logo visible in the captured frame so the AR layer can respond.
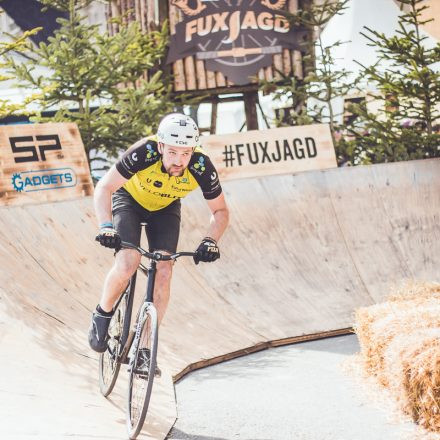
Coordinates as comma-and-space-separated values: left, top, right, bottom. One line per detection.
9, 135, 77, 193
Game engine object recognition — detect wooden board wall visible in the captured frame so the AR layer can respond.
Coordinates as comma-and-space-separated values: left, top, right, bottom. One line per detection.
107, 0, 305, 93
200, 123, 336, 181
0, 123, 93, 207
1, 158, 439, 439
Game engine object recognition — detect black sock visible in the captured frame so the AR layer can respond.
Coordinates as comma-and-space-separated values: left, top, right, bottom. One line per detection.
96, 304, 113, 316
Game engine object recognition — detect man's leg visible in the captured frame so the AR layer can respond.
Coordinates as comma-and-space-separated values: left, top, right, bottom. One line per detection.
146, 200, 181, 326
89, 251, 141, 353
153, 258, 174, 326
99, 249, 141, 312
89, 190, 143, 352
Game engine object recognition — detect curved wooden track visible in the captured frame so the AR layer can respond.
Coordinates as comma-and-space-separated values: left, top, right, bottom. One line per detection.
1, 158, 438, 438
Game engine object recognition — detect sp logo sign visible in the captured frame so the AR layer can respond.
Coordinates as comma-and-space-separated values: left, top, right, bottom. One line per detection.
10, 135, 62, 163
8, 134, 78, 193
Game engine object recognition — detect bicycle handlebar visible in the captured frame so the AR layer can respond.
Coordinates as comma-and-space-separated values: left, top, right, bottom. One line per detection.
120, 241, 196, 261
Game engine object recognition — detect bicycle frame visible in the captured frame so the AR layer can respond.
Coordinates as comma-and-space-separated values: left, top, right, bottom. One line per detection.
113, 242, 195, 365
115, 259, 157, 364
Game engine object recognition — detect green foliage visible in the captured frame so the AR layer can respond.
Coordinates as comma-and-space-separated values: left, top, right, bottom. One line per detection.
259, 0, 440, 165
0, 11, 41, 118
348, 0, 440, 163
259, 0, 356, 164
7, 0, 173, 171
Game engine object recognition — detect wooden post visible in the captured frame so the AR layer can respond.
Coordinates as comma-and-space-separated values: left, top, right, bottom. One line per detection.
243, 91, 259, 131
211, 99, 218, 134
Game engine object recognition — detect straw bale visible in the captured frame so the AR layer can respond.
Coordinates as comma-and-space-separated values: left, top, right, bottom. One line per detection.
384, 329, 440, 431
387, 281, 440, 303
355, 298, 440, 383
354, 281, 440, 433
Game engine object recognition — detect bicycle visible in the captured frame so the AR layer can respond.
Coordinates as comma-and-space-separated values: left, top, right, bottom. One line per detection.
98, 240, 196, 439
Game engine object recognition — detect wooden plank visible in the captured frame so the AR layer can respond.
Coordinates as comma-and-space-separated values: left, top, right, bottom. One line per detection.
282, 48, 292, 76
264, 65, 273, 81
199, 123, 336, 181
184, 56, 197, 90
168, 0, 178, 34
206, 69, 217, 89
273, 53, 283, 80
287, 0, 300, 78
292, 50, 303, 78
134, 0, 141, 24
210, 100, 218, 134
216, 71, 226, 88
147, 0, 155, 31
120, 0, 127, 25
195, 59, 207, 90
139, 0, 146, 33
288, 0, 298, 11
173, 61, 186, 91
169, 2, 186, 91
110, 1, 120, 34
0, 123, 93, 206
243, 91, 259, 130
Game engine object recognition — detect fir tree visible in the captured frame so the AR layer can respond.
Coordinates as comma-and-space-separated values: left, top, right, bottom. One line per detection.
348, 0, 440, 163
260, 0, 355, 164
7, 0, 173, 173
0, 12, 40, 117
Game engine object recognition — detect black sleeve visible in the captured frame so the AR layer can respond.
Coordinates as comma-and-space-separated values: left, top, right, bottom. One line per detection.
189, 152, 223, 200
115, 139, 160, 178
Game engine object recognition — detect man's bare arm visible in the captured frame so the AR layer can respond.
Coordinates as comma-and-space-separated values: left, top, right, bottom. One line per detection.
205, 193, 229, 242
94, 165, 128, 225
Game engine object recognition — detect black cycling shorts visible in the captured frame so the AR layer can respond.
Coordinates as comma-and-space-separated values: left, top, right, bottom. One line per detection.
112, 188, 181, 253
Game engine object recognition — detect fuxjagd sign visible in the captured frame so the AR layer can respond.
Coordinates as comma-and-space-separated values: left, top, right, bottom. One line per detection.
167, 0, 308, 85
200, 124, 337, 181
0, 123, 93, 207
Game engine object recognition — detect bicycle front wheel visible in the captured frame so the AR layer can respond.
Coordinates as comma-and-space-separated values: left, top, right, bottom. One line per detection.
127, 304, 158, 439
99, 293, 127, 397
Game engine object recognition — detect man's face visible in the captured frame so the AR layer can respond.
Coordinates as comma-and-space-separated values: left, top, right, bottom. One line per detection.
159, 143, 194, 176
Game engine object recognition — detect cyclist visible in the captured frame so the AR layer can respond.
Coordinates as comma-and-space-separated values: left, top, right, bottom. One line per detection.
88, 113, 229, 353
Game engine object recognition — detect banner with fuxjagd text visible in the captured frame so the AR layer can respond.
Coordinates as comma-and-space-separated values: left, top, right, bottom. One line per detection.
167, 0, 308, 85
200, 124, 337, 181
0, 123, 93, 206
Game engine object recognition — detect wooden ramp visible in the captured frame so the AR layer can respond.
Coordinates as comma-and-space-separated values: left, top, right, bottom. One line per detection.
0, 159, 438, 439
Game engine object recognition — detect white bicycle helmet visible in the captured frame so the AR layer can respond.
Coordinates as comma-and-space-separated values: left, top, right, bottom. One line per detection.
157, 113, 200, 148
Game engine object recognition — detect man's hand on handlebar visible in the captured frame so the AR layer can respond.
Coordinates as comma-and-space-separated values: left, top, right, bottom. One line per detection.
193, 237, 220, 265
95, 222, 121, 249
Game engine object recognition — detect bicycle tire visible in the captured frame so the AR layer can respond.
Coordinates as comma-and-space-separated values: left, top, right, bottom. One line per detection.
126, 304, 158, 439
98, 293, 127, 397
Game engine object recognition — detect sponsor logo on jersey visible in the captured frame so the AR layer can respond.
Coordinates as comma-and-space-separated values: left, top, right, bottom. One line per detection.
146, 144, 158, 160
191, 156, 206, 175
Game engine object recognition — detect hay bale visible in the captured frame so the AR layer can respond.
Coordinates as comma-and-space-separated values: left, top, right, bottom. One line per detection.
384, 329, 440, 431
355, 297, 440, 384
387, 281, 440, 303
354, 281, 440, 432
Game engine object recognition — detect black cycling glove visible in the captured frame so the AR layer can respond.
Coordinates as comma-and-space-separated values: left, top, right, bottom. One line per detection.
95, 223, 121, 249
194, 237, 220, 265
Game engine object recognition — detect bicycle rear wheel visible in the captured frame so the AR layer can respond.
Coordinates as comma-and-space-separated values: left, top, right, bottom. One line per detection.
126, 304, 158, 439
99, 293, 127, 397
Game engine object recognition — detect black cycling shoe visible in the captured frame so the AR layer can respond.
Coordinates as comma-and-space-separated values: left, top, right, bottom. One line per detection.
135, 348, 161, 378
88, 310, 112, 353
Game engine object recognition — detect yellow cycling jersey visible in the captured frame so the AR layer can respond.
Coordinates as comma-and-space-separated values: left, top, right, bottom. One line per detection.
115, 137, 222, 211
